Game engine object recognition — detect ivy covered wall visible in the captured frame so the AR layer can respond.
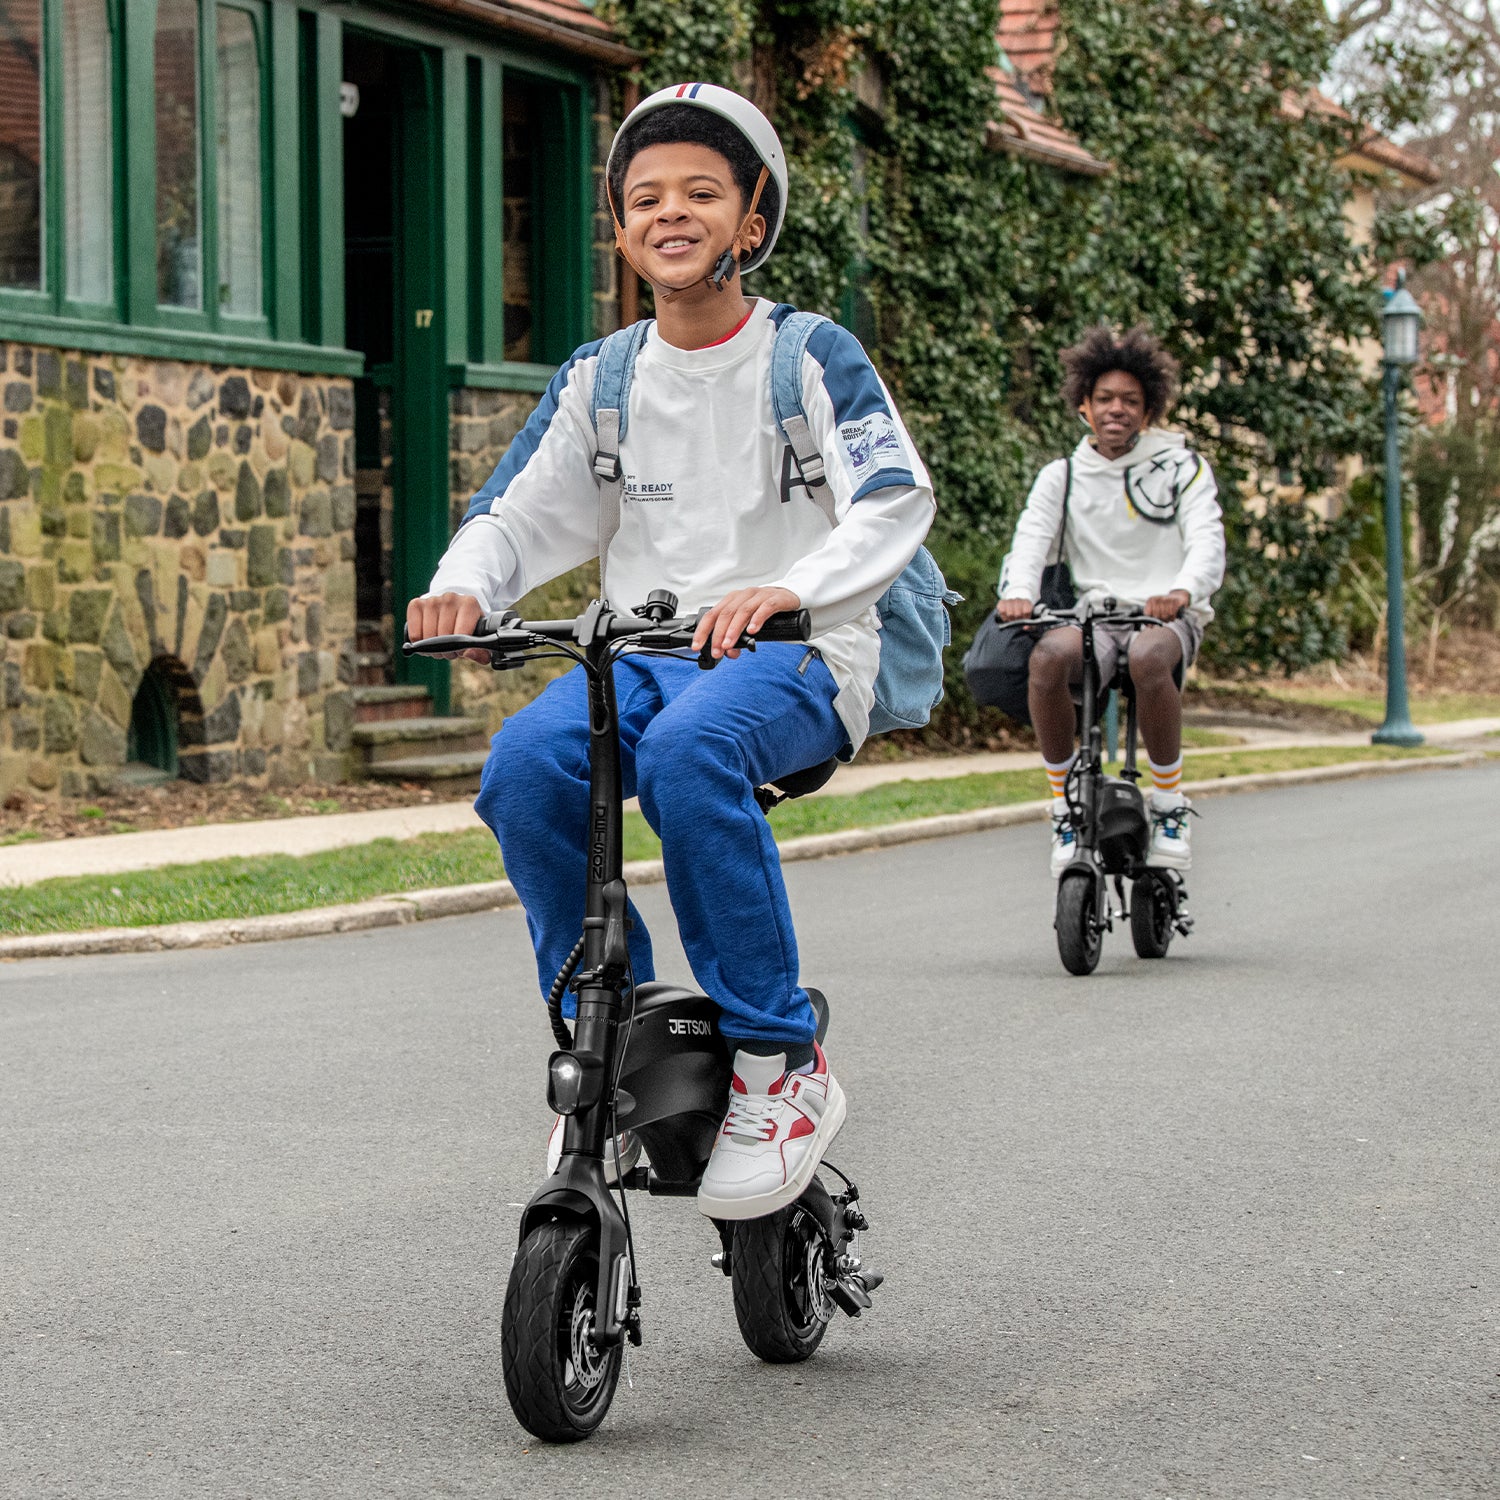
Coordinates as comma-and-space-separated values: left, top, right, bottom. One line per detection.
607, 0, 1383, 689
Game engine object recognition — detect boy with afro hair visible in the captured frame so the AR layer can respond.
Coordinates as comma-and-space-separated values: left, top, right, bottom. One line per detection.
997, 324, 1226, 875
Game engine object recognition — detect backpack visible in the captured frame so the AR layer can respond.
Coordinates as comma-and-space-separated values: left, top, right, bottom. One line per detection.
589, 309, 960, 737
963, 457, 1077, 725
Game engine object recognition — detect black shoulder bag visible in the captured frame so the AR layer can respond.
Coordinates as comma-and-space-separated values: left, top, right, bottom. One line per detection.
962, 458, 1076, 725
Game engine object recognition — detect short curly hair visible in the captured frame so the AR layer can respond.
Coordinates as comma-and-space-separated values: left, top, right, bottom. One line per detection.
1060, 324, 1180, 424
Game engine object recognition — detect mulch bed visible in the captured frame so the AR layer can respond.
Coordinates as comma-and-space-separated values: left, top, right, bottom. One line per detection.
1, 778, 456, 844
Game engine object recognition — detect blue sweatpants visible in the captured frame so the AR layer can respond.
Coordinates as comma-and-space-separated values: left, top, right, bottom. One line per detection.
474, 646, 848, 1048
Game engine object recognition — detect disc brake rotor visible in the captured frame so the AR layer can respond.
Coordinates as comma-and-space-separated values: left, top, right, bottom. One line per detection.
566, 1283, 609, 1392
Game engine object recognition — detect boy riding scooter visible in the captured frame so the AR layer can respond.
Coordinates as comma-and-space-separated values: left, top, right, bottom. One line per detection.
407, 85, 934, 1221
997, 326, 1226, 874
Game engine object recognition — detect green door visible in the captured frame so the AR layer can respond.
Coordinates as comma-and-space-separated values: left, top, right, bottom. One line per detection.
390, 48, 452, 713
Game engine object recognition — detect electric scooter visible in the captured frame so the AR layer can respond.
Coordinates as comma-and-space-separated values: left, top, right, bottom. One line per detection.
1002, 599, 1195, 975
404, 592, 880, 1443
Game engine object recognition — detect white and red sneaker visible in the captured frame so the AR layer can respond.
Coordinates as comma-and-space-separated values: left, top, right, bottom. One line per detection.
696, 1044, 846, 1221
545, 1117, 642, 1183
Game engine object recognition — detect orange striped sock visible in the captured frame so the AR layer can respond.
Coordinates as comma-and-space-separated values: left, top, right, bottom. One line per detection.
1149, 754, 1183, 796
1044, 753, 1076, 800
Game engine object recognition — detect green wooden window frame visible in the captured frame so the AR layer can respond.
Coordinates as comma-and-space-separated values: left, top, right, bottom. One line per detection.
444, 58, 592, 391
0, 0, 125, 326
0, 0, 596, 385
151, 0, 273, 341
0, 0, 349, 372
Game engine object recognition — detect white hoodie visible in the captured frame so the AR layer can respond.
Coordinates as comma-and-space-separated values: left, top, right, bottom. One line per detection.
999, 429, 1226, 628
425, 300, 934, 751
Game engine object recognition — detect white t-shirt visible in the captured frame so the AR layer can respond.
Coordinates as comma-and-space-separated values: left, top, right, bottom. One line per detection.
1000, 429, 1226, 628
427, 299, 935, 749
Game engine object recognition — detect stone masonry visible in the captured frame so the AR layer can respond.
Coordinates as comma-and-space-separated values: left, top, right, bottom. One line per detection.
0, 342, 359, 800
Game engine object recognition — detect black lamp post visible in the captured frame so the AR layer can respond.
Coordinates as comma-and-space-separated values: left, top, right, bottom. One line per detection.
1372, 272, 1424, 748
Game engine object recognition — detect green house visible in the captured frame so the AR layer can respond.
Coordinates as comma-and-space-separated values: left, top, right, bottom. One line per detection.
0, 0, 630, 798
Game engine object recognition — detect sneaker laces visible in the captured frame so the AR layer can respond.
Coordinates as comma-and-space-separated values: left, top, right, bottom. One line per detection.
1153, 804, 1197, 837
723, 1089, 779, 1144
1052, 814, 1076, 846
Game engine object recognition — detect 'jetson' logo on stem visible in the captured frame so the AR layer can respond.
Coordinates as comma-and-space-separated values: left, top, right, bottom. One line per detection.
667, 1018, 712, 1037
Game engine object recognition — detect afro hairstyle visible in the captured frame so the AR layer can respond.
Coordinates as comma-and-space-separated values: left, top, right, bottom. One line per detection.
1061, 324, 1180, 424
608, 103, 780, 249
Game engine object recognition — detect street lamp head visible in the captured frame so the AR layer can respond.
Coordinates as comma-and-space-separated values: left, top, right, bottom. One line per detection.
1382, 271, 1423, 366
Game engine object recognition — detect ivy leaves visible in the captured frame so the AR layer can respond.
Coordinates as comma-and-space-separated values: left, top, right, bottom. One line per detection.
611, 0, 1377, 675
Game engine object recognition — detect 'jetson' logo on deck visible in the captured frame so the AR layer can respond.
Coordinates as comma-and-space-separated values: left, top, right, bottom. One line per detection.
667, 1018, 712, 1037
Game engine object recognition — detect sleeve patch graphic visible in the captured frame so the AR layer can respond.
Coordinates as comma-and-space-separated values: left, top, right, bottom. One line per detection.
839, 413, 903, 483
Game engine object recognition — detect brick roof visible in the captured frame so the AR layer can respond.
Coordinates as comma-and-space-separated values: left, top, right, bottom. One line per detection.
1290, 88, 1442, 188
997, 0, 1061, 97
408, 0, 636, 66
991, 0, 1110, 176
987, 67, 1110, 176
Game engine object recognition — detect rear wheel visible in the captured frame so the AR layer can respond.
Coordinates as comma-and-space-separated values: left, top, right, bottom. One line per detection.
502, 1220, 622, 1442
731, 1199, 833, 1363
1130, 872, 1175, 959
1056, 871, 1103, 975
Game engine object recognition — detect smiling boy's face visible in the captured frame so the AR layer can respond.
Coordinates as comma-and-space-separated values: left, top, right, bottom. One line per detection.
620, 141, 764, 291
1081, 368, 1147, 457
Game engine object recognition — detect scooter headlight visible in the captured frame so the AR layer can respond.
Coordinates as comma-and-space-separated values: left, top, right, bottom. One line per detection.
547, 1050, 603, 1115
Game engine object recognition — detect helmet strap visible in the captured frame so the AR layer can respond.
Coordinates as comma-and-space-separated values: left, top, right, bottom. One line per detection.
609, 165, 772, 301
711, 165, 771, 291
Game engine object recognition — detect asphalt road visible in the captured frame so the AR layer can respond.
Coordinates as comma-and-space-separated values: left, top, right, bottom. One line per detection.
3, 764, 1497, 1499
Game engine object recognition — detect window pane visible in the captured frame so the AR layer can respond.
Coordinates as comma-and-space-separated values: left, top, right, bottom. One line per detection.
63, 0, 112, 304
0, 0, 44, 290
502, 84, 533, 363
156, 0, 200, 307
215, 7, 260, 317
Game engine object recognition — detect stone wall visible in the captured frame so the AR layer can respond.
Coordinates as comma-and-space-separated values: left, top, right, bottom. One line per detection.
0, 342, 359, 799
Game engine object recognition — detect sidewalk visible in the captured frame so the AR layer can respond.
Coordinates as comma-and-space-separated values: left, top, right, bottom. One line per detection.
3, 717, 1495, 888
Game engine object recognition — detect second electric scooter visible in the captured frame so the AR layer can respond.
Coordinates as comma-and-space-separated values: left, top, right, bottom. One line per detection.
1000, 599, 1195, 975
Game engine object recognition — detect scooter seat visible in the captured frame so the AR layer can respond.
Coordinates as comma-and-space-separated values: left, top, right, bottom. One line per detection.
754, 756, 839, 813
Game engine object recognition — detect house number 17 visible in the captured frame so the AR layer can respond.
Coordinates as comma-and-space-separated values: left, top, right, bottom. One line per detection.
414, 308, 434, 328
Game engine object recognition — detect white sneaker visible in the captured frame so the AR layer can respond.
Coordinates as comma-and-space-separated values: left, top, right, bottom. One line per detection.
697, 1045, 846, 1221
546, 1116, 642, 1183
1148, 792, 1193, 870
1050, 798, 1078, 878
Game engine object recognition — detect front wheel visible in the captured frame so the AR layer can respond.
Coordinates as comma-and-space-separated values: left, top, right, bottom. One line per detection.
1056, 871, 1103, 975
502, 1220, 622, 1442
1130, 872, 1175, 959
731, 1200, 833, 1363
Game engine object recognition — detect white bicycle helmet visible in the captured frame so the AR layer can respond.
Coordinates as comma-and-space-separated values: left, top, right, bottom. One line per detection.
606, 82, 789, 278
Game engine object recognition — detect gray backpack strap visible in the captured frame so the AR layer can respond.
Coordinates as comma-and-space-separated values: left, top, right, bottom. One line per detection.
770, 309, 837, 526
590, 319, 652, 600
1057, 455, 1072, 561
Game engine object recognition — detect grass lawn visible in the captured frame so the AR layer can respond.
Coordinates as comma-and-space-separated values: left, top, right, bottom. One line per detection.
0, 743, 1454, 938
1180, 725, 1242, 748
1204, 683, 1500, 726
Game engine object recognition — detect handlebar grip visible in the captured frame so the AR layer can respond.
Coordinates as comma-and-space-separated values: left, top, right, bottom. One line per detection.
745, 609, 811, 644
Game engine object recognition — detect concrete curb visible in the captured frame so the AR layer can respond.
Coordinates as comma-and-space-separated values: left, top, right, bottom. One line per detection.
1, 750, 1483, 962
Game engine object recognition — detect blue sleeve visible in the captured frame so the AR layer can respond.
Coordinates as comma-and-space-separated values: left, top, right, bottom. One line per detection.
804, 320, 919, 503
461, 338, 605, 525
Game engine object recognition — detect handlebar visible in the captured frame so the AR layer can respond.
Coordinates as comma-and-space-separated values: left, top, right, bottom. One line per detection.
401, 603, 811, 664
994, 598, 1172, 633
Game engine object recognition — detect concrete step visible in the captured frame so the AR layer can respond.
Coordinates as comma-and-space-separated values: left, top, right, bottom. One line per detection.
352, 685, 432, 723
355, 648, 390, 687
353, 716, 491, 765
355, 620, 387, 655
364, 750, 489, 789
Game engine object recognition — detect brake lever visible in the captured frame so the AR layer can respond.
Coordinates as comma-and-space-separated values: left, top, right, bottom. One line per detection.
697, 630, 764, 670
